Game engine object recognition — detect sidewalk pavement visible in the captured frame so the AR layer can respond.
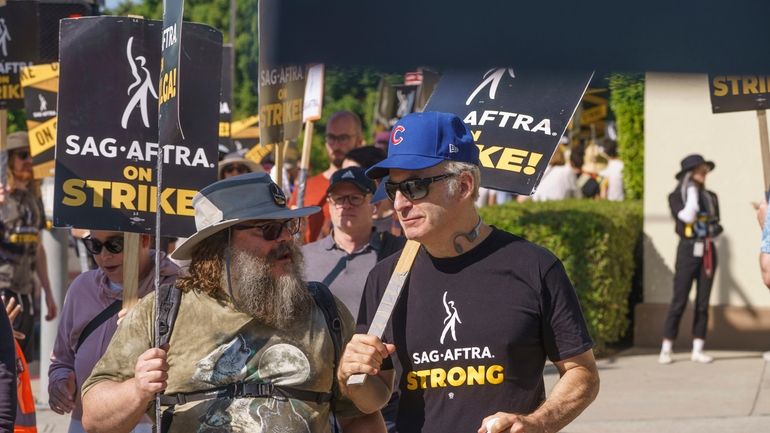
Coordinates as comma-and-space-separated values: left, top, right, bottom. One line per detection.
30, 348, 770, 433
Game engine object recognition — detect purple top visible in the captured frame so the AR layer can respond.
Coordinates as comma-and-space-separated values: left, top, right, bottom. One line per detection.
48, 251, 179, 421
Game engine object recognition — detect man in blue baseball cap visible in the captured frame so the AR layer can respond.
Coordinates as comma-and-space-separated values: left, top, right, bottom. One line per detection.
81, 172, 392, 433
340, 112, 599, 433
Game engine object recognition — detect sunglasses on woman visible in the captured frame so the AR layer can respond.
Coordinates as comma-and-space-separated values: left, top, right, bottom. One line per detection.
82, 236, 124, 255
232, 218, 300, 241
384, 174, 456, 201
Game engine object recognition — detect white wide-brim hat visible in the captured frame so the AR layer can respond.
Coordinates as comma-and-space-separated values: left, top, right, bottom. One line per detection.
171, 172, 319, 260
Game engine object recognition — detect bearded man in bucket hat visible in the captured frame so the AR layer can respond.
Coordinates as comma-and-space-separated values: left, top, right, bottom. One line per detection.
344, 112, 599, 433
81, 172, 392, 433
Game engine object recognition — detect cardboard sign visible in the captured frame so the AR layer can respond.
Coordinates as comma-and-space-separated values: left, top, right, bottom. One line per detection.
258, 0, 306, 148
159, 0, 185, 145
708, 74, 770, 113
0, 0, 39, 109
20, 62, 58, 179
425, 68, 592, 195
54, 17, 222, 237
302, 64, 324, 122
219, 44, 234, 152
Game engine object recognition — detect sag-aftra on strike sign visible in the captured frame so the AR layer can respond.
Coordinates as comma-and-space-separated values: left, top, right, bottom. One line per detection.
54, 17, 222, 237
425, 68, 592, 195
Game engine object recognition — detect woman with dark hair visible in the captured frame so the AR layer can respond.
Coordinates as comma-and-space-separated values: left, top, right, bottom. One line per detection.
660, 154, 722, 364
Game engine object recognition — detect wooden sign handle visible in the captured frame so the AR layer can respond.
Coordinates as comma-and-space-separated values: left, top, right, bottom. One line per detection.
757, 110, 770, 195
122, 232, 141, 309
347, 240, 421, 386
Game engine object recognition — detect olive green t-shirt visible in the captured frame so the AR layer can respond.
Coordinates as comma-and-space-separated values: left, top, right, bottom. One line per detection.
83, 288, 362, 432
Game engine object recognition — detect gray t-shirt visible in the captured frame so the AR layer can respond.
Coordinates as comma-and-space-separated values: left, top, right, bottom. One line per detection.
303, 231, 404, 319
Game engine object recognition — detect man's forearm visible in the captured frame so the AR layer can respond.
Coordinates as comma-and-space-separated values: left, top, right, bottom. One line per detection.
530, 360, 599, 433
82, 379, 151, 433
339, 411, 387, 433
343, 370, 394, 414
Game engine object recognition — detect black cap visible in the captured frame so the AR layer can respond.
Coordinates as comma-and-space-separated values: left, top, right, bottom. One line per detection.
327, 167, 377, 195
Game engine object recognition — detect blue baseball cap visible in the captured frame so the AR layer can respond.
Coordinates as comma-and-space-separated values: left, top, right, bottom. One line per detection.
366, 112, 479, 179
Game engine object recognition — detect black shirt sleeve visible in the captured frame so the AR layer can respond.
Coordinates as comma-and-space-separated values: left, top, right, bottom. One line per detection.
0, 310, 16, 433
540, 259, 594, 362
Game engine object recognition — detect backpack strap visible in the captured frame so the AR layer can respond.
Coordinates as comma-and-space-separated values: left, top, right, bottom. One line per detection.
307, 281, 342, 433
307, 282, 342, 388
75, 300, 122, 353
156, 283, 182, 347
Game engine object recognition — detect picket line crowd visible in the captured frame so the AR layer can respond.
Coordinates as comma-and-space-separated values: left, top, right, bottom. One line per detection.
0, 109, 682, 433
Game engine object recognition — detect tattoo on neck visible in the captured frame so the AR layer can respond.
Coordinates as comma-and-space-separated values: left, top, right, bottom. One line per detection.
452, 217, 483, 254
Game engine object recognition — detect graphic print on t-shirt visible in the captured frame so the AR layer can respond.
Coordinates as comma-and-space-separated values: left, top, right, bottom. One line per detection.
440, 291, 462, 345
406, 288, 502, 392
193, 337, 315, 432
193, 334, 254, 384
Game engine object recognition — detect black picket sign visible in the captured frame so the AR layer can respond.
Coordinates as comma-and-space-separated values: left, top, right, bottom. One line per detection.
425, 68, 592, 195
54, 17, 222, 237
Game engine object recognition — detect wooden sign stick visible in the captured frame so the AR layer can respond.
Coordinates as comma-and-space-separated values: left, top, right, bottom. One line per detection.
0, 110, 7, 189
347, 239, 421, 386
122, 232, 141, 309
296, 120, 314, 207
757, 109, 770, 195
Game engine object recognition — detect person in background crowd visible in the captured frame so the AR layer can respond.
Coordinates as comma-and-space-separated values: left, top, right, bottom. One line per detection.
341, 147, 401, 236
290, 111, 364, 243
660, 154, 722, 364
599, 139, 625, 201
3, 295, 35, 432
572, 147, 601, 200
373, 131, 390, 152
1, 298, 17, 433
343, 146, 387, 171
523, 147, 578, 202
753, 200, 770, 361
81, 173, 390, 433
218, 149, 261, 180
48, 230, 178, 433
0, 132, 57, 359
303, 167, 405, 433
351, 112, 599, 433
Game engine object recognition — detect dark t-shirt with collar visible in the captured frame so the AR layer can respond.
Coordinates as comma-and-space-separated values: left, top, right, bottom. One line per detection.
356, 227, 593, 433
303, 230, 405, 319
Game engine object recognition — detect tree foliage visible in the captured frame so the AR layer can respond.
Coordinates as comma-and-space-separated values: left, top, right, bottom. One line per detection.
609, 73, 644, 200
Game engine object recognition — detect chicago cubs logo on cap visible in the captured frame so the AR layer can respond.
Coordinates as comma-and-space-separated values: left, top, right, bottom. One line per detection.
391, 125, 405, 145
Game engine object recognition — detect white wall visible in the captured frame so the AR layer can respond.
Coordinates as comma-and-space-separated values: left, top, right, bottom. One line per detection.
644, 72, 770, 307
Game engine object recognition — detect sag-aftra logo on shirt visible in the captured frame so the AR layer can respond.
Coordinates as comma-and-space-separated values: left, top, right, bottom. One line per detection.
404, 291, 505, 391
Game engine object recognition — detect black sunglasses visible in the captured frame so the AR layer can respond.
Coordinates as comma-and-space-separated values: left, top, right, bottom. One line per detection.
10, 150, 30, 160
223, 164, 251, 174
83, 236, 124, 255
232, 219, 300, 241
384, 174, 456, 201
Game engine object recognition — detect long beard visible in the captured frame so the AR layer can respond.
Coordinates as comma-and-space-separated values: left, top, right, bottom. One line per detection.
222, 242, 311, 329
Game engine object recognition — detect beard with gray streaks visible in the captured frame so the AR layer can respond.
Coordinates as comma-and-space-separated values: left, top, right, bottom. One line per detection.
222, 241, 312, 329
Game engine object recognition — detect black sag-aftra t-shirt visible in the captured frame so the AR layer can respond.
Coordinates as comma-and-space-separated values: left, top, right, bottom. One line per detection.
356, 228, 594, 433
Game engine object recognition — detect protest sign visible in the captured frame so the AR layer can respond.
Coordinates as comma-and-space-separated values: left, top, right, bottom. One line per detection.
297, 63, 323, 207
159, 0, 185, 146
708, 74, 770, 114
258, 0, 306, 153
53, 16, 222, 237
233, 114, 260, 152
20, 62, 58, 178
219, 44, 233, 152
425, 68, 593, 195
0, 0, 39, 110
